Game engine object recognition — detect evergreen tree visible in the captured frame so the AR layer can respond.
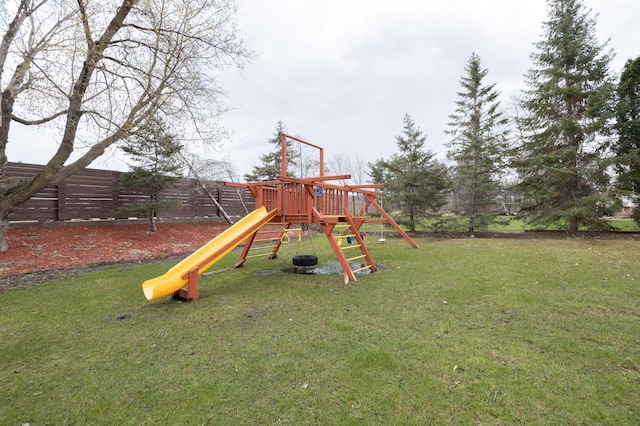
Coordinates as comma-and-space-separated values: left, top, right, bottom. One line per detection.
119, 118, 183, 232
382, 114, 449, 232
446, 53, 509, 233
513, 0, 615, 233
243, 121, 298, 181
613, 57, 640, 223
367, 158, 390, 185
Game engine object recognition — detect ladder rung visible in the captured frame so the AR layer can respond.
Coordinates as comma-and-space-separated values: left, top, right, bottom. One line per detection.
249, 244, 276, 252
347, 254, 366, 262
253, 237, 279, 243
255, 228, 280, 234
340, 244, 361, 251
352, 265, 372, 273
245, 252, 273, 259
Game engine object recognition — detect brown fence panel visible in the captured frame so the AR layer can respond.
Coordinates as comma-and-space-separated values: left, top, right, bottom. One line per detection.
191, 186, 221, 218
158, 179, 198, 218
9, 187, 58, 221
6, 163, 58, 221
58, 168, 121, 220
6, 162, 257, 223
117, 189, 151, 218
219, 186, 254, 216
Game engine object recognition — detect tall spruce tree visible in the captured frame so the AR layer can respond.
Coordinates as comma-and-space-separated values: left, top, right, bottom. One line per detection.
446, 53, 509, 233
514, 0, 615, 233
382, 114, 449, 232
243, 121, 298, 181
613, 57, 640, 223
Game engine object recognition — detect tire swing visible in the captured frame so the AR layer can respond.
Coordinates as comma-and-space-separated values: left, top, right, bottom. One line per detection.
292, 151, 319, 269
293, 253, 318, 267
292, 224, 319, 267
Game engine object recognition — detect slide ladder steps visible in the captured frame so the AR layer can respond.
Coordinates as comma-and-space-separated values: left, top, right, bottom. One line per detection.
322, 210, 377, 284
341, 243, 362, 250
346, 254, 367, 262
252, 236, 280, 243
351, 264, 373, 274
243, 228, 282, 259
234, 222, 294, 268
245, 248, 278, 259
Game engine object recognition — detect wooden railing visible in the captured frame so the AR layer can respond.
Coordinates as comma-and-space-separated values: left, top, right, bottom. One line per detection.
242, 178, 370, 223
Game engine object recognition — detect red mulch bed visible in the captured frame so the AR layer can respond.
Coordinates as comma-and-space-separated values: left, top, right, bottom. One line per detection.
3, 221, 638, 291
1, 221, 228, 279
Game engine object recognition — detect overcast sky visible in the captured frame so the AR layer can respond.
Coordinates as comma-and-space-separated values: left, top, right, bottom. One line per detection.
7, 0, 640, 181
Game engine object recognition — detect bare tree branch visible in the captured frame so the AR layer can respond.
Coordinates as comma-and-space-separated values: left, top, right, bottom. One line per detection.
0, 0, 251, 251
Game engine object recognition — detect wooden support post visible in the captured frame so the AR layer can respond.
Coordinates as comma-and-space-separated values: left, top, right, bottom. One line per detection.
234, 231, 258, 269
321, 222, 357, 284
366, 196, 419, 248
174, 269, 200, 301
269, 223, 291, 259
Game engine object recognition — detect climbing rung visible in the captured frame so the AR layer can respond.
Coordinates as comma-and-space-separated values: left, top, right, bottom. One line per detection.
341, 244, 361, 251
333, 224, 350, 229
249, 244, 276, 252
255, 228, 281, 234
245, 252, 273, 259
347, 254, 366, 262
336, 234, 358, 243
253, 237, 279, 243
352, 265, 372, 273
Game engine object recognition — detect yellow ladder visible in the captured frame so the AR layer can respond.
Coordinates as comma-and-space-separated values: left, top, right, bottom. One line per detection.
322, 210, 377, 283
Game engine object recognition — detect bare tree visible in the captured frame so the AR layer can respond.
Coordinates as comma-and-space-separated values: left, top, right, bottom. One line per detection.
327, 154, 366, 185
350, 155, 367, 185
182, 153, 244, 222
294, 137, 321, 178
327, 154, 352, 185
0, 0, 250, 251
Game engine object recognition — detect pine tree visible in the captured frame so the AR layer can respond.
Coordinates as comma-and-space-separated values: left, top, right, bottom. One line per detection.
383, 114, 449, 232
613, 57, 640, 223
514, 0, 615, 233
446, 53, 509, 233
367, 158, 389, 185
119, 118, 183, 232
243, 120, 298, 181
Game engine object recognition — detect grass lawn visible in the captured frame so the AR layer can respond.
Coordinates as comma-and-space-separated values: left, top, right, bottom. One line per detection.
1, 235, 639, 424
407, 216, 640, 233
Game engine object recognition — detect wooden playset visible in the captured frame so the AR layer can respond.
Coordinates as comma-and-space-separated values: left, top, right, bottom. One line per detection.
142, 133, 417, 301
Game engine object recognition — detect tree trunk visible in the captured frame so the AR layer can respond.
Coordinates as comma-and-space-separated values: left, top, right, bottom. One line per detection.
150, 209, 157, 232
0, 0, 139, 253
569, 216, 578, 234
0, 214, 8, 253
409, 209, 416, 232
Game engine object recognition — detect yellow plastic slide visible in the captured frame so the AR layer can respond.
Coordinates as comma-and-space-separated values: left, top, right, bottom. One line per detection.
142, 207, 277, 301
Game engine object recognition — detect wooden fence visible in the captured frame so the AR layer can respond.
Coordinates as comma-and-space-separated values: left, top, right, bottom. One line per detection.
6, 162, 255, 224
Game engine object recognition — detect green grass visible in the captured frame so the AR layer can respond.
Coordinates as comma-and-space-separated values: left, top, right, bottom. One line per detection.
363, 214, 640, 233
1, 235, 639, 424
608, 219, 640, 232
